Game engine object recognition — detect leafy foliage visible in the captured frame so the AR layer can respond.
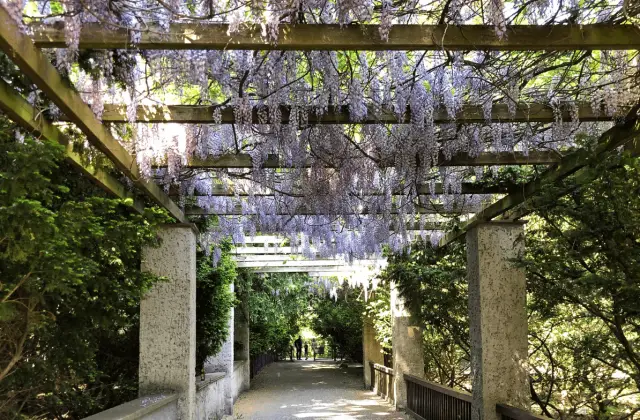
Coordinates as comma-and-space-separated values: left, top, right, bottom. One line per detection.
0, 122, 170, 418
311, 287, 364, 362
242, 271, 310, 358
521, 150, 640, 418
364, 285, 392, 353
385, 148, 640, 417
381, 241, 471, 389
195, 242, 237, 373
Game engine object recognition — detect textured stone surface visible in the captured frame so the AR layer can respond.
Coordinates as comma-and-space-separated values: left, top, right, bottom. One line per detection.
391, 281, 425, 410
234, 303, 251, 393
140, 224, 197, 420
196, 373, 226, 420
363, 315, 385, 389
232, 361, 250, 400
205, 283, 235, 414
83, 394, 179, 420
233, 360, 409, 419
466, 222, 529, 420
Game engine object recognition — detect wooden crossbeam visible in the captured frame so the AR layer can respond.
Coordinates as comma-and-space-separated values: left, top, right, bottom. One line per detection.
308, 271, 375, 277
0, 7, 186, 222
173, 183, 514, 196
236, 260, 379, 268
249, 266, 373, 273
176, 151, 559, 169
438, 113, 640, 248
30, 23, 640, 51
0, 79, 145, 214
233, 246, 298, 254
185, 205, 467, 216
94, 103, 616, 124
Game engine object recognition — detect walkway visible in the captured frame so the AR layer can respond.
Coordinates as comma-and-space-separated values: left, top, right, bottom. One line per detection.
233, 359, 409, 420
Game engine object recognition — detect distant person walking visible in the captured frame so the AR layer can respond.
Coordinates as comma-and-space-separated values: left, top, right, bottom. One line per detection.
311, 338, 317, 360
304, 342, 309, 360
294, 336, 303, 360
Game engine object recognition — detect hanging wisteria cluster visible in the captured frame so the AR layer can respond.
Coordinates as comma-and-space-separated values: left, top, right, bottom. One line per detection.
6, 0, 640, 262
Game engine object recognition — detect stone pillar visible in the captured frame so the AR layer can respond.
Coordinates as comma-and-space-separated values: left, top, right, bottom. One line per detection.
205, 283, 235, 414
363, 315, 384, 389
466, 222, 530, 420
140, 224, 197, 420
234, 300, 250, 392
391, 281, 425, 410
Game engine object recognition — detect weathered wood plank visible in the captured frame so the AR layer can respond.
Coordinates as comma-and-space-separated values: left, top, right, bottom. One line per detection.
438, 114, 640, 248
174, 151, 559, 169
171, 183, 514, 196
0, 78, 145, 214
94, 103, 617, 124
237, 260, 378, 268
0, 7, 186, 222
185, 205, 468, 216
30, 23, 640, 51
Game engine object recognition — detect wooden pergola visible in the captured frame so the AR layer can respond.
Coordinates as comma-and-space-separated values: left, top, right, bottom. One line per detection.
0, 6, 639, 247
232, 236, 387, 279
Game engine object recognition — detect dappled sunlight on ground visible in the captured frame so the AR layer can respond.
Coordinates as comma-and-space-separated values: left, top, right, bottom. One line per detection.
233, 360, 408, 420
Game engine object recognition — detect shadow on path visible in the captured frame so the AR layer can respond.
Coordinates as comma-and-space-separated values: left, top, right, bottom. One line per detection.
233, 359, 408, 419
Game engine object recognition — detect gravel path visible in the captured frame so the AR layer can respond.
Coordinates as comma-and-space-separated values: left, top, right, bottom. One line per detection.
233, 359, 409, 420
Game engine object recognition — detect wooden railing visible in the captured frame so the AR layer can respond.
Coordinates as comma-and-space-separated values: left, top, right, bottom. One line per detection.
497, 404, 552, 420
370, 362, 395, 402
404, 374, 472, 420
250, 353, 277, 379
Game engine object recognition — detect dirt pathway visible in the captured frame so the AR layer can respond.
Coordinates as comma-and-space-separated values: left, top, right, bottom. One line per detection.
233, 359, 408, 419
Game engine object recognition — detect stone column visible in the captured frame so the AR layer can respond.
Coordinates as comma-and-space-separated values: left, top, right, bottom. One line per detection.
139, 224, 197, 420
363, 315, 384, 389
391, 281, 425, 410
205, 283, 235, 414
466, 222, 530, 420
234, 299, 250, 392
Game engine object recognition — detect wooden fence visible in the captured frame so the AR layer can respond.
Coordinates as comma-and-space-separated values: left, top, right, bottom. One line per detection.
402, 374, 553, 420
404, 374, 472, 420
250, 353, 277, 379
370, 362, 395, 403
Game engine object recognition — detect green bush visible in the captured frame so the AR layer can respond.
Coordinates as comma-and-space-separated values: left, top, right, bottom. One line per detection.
195, 243, 237, 372
0, 122, 170, 418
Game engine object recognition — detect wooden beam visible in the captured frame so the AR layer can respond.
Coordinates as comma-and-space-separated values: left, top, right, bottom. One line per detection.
30, 22, 640, 51
237, 260, 379, 268
0, 7, 186, 222
233, 246, 297, 254
250, 266, 371, 273
175, 151, 559, 169
172, 183, 514, 196
0, 79, 145, 214
437, 114, 640, 248
184, 205, 467, 216
94, 103, 616, 124
307, 271, 374, 277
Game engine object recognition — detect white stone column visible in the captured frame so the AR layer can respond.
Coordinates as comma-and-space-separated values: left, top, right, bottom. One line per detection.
140, 224, 197, 420
234, 302, 250, 392
466, 222, 530, 420
205, 283, 235, 414
363, 315, 384, 389
391, 281, 425, 410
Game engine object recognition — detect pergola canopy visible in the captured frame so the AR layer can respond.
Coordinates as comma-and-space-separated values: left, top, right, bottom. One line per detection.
1, 0, 639, 258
